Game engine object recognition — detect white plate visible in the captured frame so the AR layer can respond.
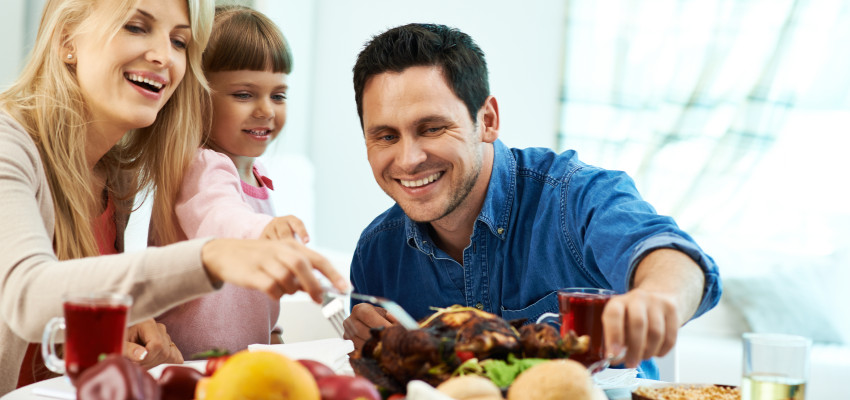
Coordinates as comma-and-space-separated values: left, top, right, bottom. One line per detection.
147, 360, 207, 379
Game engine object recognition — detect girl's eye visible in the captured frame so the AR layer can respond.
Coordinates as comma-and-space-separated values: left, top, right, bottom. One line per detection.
272, 93, 287, 102
233, 93, 252, 100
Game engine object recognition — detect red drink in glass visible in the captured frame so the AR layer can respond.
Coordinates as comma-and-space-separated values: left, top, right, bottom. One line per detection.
63, 301, 129, 382
558, 288, 613, 366
42, 293, 132, 385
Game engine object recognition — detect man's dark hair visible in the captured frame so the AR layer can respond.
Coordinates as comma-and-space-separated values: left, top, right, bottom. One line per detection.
353, 23, 490, 127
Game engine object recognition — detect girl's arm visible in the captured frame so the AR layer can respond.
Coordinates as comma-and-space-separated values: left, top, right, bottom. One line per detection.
174, 149, 274, 240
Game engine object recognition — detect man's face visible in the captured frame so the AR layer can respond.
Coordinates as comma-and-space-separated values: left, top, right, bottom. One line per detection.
362, 65, 494, 223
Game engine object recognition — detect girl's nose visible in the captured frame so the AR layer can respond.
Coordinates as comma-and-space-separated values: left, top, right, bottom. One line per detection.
253, 99, 274, 119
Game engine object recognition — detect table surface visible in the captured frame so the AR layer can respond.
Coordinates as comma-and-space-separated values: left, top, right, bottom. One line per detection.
2, 365, 654, 400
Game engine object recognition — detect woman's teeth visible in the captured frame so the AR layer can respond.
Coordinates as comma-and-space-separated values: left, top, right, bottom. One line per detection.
126, 74, 163, 92
400, 172, 442, 188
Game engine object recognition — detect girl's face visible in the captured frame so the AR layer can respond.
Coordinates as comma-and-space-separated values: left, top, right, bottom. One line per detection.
207, 69, 288, 159
72, 0, 190, 136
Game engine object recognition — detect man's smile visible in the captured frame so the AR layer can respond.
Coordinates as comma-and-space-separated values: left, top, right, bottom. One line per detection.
399, 172, 443, 188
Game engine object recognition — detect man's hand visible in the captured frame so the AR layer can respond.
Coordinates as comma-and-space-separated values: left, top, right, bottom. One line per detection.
602, 248, 705, 368
124, 318, 183, 369
343, 303, 396, 350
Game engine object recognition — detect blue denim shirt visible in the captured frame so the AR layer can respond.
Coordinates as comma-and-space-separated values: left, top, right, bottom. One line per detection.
351, 139, 722, 379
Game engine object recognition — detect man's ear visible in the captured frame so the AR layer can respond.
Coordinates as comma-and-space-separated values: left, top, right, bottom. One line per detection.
478, 96, 499, 143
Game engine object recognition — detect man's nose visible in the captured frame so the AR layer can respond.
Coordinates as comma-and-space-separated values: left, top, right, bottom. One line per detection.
396, 136, 427, 170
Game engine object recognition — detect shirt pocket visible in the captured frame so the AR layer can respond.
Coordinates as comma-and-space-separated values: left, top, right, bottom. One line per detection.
500, 290, 560, 326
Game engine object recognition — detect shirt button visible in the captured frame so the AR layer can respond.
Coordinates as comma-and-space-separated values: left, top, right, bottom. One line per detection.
497, 228, 505, 234
475, 303, 484, 310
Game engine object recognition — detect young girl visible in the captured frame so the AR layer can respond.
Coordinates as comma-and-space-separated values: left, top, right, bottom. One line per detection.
155, 5, 312, 357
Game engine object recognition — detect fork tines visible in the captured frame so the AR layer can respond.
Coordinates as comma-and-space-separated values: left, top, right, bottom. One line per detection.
322, 297, 346, 338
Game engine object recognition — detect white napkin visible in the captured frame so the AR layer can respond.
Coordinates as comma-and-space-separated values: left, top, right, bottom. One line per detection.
248, 338, 355, 374
593, 368, 639, 390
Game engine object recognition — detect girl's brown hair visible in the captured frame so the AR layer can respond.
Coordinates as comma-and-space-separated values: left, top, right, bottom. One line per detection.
204, 5, 292, 74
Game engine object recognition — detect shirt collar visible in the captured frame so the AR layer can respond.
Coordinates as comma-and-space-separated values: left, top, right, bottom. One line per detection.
477, 139, 515, 240
404, 139, 515, 254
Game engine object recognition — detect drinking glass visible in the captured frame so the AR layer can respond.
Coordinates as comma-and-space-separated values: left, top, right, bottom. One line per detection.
536, 287, 614, 367
741, 333, 811, 400
41, 293, 132, 385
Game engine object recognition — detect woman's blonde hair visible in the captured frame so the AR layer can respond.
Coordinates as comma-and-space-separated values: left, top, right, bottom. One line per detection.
0, 0, 214, 258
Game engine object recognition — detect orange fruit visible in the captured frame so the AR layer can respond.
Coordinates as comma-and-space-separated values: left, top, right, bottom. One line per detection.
203, 351, 320, 400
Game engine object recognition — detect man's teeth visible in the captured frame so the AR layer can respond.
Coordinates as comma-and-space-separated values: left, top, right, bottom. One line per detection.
127, 74, 163, 90
400, 172, 442, 188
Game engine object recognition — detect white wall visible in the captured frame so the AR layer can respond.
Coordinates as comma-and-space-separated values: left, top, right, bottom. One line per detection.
259, 0, 567, 254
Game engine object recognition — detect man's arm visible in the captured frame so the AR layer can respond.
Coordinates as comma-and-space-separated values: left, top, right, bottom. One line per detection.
601, 248, 705, 368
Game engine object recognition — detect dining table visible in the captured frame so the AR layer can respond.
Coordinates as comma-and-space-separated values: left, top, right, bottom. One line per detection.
1, 339, 656, 400
1, 373, 656, 400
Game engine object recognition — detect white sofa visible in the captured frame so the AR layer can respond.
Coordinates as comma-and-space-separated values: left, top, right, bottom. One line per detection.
675, 268, 850, 399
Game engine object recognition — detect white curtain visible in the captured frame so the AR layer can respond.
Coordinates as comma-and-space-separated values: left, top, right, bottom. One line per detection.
557, 0, 850, 246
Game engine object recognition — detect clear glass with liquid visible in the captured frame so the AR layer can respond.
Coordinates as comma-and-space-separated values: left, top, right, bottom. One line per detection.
741, 333, 811, 400
742, 374, 806, 400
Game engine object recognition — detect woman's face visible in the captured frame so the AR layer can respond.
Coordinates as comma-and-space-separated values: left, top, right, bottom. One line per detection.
72, 0, 191, 136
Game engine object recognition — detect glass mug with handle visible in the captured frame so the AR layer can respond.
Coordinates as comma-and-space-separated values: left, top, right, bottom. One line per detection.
41, 293, 132, 385
536, 287, 614, 368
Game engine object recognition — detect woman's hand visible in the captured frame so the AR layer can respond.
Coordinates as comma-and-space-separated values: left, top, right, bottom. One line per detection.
124, 318, 183, 369
201, 238, 350, 303
260, 215, 310, 243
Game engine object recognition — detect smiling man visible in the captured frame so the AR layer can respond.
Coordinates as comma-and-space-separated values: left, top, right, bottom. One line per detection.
343, 23, 722, 379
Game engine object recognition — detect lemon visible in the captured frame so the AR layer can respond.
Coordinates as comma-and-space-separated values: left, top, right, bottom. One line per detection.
204, 351, 320, 400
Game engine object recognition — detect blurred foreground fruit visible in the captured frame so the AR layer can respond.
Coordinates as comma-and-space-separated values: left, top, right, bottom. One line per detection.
318, 375, 381, 400
75, 354, 160, 400
204, 354, 231, 377
158, 365, 204, 400
298, 359, 336, 381
203, 351, 320, 400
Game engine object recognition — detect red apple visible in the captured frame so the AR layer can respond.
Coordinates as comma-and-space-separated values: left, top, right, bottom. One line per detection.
297, 359, 336, 381
157, 365, 204, 400
317, 375, 381, 400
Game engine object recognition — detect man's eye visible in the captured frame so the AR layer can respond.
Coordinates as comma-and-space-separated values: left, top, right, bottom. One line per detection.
380, 134, 397, 142
425, 126, 445, 134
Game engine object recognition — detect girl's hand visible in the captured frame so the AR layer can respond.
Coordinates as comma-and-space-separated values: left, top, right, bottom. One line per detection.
201, 238, 349, 303
124, 318, 183, 369
260, 215, 310, 243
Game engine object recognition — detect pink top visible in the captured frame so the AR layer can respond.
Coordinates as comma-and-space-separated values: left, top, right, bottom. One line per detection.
156, 148, 280, 357
94, 194, 118, 255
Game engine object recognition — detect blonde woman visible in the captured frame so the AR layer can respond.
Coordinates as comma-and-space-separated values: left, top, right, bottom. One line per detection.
0, 0, 347, 394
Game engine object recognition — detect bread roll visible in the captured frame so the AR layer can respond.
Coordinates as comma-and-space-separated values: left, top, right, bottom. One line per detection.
437, 375, 503, 400
506, 359, 604, 400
